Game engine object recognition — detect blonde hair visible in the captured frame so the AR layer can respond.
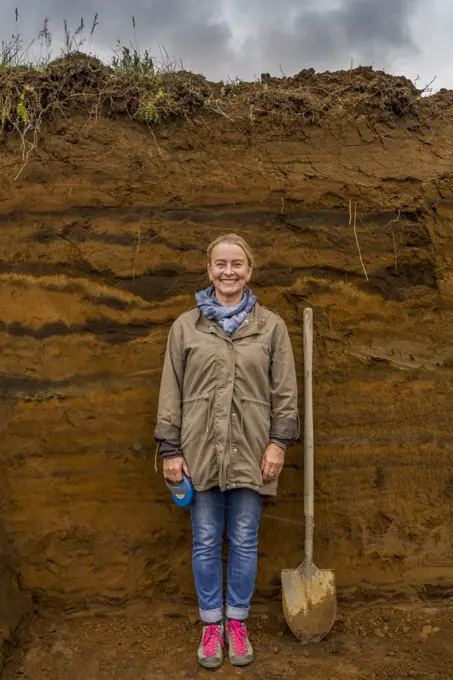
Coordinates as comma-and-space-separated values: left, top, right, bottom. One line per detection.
207, 233, 256, 269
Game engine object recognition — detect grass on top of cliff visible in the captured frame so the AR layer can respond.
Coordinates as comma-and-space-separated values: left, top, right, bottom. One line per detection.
0, 24, 425, 157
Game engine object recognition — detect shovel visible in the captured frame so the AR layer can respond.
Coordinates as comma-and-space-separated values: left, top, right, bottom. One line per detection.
281, 307, 336, 644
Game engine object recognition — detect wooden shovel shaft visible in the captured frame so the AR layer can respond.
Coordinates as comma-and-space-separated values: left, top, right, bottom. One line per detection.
281, 307, 337, 643
303, 308, 314, 566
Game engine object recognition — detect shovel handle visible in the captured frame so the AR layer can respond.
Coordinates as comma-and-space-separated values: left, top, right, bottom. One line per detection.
303, 308, 314, 565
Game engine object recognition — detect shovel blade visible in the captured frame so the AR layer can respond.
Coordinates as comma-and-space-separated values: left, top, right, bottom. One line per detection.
281, 562, 336, 644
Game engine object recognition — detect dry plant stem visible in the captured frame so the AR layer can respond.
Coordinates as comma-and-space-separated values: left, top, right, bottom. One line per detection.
210, 101, 234, 122
148, 129, 163, 157
387, 208, 401, 273
349, 198, 369, 281
392, 231, 398, 273
14, 117, 41, 180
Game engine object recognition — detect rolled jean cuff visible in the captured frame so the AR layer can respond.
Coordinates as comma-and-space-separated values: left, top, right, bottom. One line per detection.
226, 605, 249, 621
199, 607, 223, 624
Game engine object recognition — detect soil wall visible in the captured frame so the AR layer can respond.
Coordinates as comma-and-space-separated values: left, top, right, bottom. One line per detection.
0, 67, 453, 615
0, 519, 31, 668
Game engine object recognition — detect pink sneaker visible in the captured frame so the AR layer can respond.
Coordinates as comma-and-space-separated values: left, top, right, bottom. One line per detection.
226, 620, 254, 666
197, 623, 224, 668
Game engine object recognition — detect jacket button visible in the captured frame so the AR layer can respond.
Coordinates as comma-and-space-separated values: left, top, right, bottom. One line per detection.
233, 448, 237, 452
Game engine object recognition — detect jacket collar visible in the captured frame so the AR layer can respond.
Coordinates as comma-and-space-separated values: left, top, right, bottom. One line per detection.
196, 301, 267, 339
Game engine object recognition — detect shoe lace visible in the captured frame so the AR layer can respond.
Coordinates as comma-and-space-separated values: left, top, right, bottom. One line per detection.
202, 625, 224, 657
227, 620, 249, 656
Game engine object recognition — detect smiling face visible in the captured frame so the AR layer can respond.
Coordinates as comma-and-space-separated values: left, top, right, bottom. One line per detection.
208, 242, 253, 306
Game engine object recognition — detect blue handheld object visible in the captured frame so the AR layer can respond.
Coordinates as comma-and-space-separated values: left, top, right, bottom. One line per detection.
166, 473, 194, 507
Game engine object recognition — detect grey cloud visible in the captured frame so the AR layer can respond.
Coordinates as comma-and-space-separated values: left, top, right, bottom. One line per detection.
169, 22, 232, 73
342, 0, 415, 45
2, 0, 419, 81
242, 0, 418, 78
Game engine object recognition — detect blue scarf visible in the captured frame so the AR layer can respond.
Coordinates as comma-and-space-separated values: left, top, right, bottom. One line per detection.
195, 285, 257, 335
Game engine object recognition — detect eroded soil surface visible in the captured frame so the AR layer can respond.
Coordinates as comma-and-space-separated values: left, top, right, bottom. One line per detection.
3, 599, 452, 680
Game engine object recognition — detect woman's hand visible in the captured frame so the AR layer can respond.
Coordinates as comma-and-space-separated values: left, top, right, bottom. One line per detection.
261, 443, 285, 483
163, 456, 191, 484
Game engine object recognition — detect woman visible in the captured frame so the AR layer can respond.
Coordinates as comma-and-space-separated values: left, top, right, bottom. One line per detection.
154, 234, 299, 668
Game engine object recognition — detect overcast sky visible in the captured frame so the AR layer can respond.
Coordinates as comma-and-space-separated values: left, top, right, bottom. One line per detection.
2, 0, 452, 91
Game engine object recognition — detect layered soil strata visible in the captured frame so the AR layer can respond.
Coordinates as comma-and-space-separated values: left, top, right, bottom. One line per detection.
0, 64, 452, 648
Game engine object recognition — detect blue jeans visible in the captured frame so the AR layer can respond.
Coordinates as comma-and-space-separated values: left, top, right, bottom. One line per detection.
190, 487, 263, 624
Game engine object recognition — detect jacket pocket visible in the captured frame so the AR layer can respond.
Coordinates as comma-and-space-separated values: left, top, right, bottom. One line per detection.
181, 394, 211, 447
240, 397, 271, 459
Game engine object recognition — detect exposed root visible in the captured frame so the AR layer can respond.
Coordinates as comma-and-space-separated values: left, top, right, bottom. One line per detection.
349, 199, 369, 282
386, 209, 401, 273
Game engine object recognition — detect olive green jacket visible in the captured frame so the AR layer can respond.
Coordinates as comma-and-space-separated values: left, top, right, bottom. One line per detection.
154, 303, 299, 495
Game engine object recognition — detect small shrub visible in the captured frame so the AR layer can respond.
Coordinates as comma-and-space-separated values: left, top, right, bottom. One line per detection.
138, 88, 176, 125
139, 97, 160, 124
16, 92, 29, 123
112, 45, 155, 77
